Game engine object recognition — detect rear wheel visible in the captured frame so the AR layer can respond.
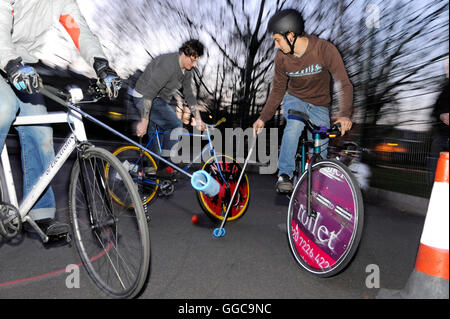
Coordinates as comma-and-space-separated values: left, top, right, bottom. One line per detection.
197, 155, 250, 222
109, 145, 159, 207
287, 159, 364, 277
69, 146, 150, 298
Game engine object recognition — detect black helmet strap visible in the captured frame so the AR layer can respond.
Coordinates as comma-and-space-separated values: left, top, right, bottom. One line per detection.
283, 32, 298, 55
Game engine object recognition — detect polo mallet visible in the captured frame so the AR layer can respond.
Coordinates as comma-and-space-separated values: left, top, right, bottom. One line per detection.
40, 85, 221, 199
212, 134, 257, 238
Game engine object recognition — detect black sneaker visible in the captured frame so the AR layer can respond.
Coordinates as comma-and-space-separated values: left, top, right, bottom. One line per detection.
24, 218, 71, 244
276, 174, 293, 193
155, 166, 178, 180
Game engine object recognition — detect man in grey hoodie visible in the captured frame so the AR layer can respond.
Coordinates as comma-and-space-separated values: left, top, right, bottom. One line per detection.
134, 39, 205, 174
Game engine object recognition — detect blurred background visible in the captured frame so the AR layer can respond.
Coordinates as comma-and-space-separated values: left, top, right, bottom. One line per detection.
30, 0, 449, 199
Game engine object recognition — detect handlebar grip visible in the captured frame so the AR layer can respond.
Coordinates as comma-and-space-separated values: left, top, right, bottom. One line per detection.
216, 117, 226, 126
328, 123, 342, 138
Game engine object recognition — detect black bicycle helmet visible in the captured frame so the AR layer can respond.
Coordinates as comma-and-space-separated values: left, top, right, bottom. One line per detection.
268, 9, 305, 54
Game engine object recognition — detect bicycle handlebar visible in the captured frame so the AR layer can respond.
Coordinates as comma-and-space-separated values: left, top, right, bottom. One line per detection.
214, 117, 226, 127
41, 82, 107, 105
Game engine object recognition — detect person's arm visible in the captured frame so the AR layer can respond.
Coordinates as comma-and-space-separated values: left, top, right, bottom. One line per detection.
433, 81, 449, 126
59, 0, 121, 99
135, 58, 174, 136
58, 0, 106, 65
136, 98, 152, 137
259, 51, 289, 123
323, 41, 354, 135
0, 2, 41, 94
0, 1, 19, 70
182, 70, 205, 130
253, 51, 288, 135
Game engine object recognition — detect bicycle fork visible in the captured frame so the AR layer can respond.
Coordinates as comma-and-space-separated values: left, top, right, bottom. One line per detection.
306, 133, 322, 219
76, 146, 116, 233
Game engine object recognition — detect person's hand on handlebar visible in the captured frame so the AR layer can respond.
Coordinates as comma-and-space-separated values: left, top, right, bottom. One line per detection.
93, 57, 121, 100
5, 57, 41, 94
253, 118, 265, 136
136, 118, 149, 137
193, 109, 206, 131
333, 117, 352, 136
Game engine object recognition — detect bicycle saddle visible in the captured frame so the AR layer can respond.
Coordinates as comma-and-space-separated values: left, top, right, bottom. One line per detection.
287, 109, 311, 124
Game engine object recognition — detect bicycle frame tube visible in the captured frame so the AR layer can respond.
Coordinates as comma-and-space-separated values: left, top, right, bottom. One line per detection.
146, 130, 164, 154
6, 110, 88, 219
306, 134, 324, 218
204, 126, 228, 187
18, 134, 77, 219
301, 144, 306, 174
1, 145, 18, 208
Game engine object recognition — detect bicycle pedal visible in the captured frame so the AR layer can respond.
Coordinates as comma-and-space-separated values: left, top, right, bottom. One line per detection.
44, 233, 71, 248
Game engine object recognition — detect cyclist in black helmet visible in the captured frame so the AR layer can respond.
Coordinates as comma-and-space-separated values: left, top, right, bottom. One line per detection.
253, 9, 354, 193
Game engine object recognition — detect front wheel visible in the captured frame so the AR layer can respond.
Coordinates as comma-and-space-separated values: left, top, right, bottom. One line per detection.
69, 146, 151, 298
287, 159, 364, 277
197, 154, 250, 222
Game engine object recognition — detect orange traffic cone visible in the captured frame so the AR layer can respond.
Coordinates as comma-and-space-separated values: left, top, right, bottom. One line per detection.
378, 152, 449, 299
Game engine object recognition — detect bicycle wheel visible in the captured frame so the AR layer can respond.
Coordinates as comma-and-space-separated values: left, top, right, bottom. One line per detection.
197, 154, 250, 222
287, 159, 364, 277
0, 163, 8, 203
109, 145, 159, 207
69, 146, 151, 298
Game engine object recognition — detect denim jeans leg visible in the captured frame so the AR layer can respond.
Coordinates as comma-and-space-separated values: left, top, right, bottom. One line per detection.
15, 94, 56, 221
278, 94, 309, 178
148, 98, 182, 159
278, 94, 332, 177
0, 77, 19, 151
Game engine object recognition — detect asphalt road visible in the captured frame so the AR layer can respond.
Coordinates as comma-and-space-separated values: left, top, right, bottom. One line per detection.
0, 140, 427, 303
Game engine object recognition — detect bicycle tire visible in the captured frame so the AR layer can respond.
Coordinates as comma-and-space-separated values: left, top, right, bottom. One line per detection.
287, 159, 364, 277
197, 154, 250, 222
0, 162, 12, 238
0, 162, 8, 203
109, 145, 159, 207
69, 146, 151, 298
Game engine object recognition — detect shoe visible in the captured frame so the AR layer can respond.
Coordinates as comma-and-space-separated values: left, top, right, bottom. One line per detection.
24, 218, 71, 244
276, 174, 293, 193
155, 166, 178, 180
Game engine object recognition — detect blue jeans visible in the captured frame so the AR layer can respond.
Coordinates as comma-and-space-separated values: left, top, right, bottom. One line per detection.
134, 97, 182, 158
0, 76, 56, 221
278, 94, 330, 178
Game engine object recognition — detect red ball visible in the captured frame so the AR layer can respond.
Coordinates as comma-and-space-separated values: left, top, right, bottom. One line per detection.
191, 214, 199, 224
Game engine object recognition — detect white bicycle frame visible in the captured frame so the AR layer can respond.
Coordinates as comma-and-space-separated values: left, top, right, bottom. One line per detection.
1, 108, 87, 240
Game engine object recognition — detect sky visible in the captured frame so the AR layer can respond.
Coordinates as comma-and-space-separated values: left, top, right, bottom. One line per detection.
35, 0, 449, 131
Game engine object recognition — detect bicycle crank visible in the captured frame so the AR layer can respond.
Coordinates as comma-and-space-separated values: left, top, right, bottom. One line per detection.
158, 180, 174, 196
0, 202, 22, 239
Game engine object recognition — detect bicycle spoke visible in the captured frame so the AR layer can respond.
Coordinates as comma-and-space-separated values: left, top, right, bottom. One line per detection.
69, 147, 150, 298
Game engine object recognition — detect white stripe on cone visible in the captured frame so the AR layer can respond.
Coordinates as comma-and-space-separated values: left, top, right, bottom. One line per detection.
420, 180, 449, 250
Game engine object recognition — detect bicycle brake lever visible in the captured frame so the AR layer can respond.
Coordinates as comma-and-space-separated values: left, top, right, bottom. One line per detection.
328, 123, 342, 137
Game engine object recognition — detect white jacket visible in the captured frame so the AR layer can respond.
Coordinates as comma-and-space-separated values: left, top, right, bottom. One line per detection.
0, 0, 106, 71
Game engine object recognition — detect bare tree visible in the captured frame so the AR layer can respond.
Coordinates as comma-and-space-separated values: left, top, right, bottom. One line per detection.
85, 0, 448, 131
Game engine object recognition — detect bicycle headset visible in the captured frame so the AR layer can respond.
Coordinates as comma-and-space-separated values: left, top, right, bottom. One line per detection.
267, 9, 305, 55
